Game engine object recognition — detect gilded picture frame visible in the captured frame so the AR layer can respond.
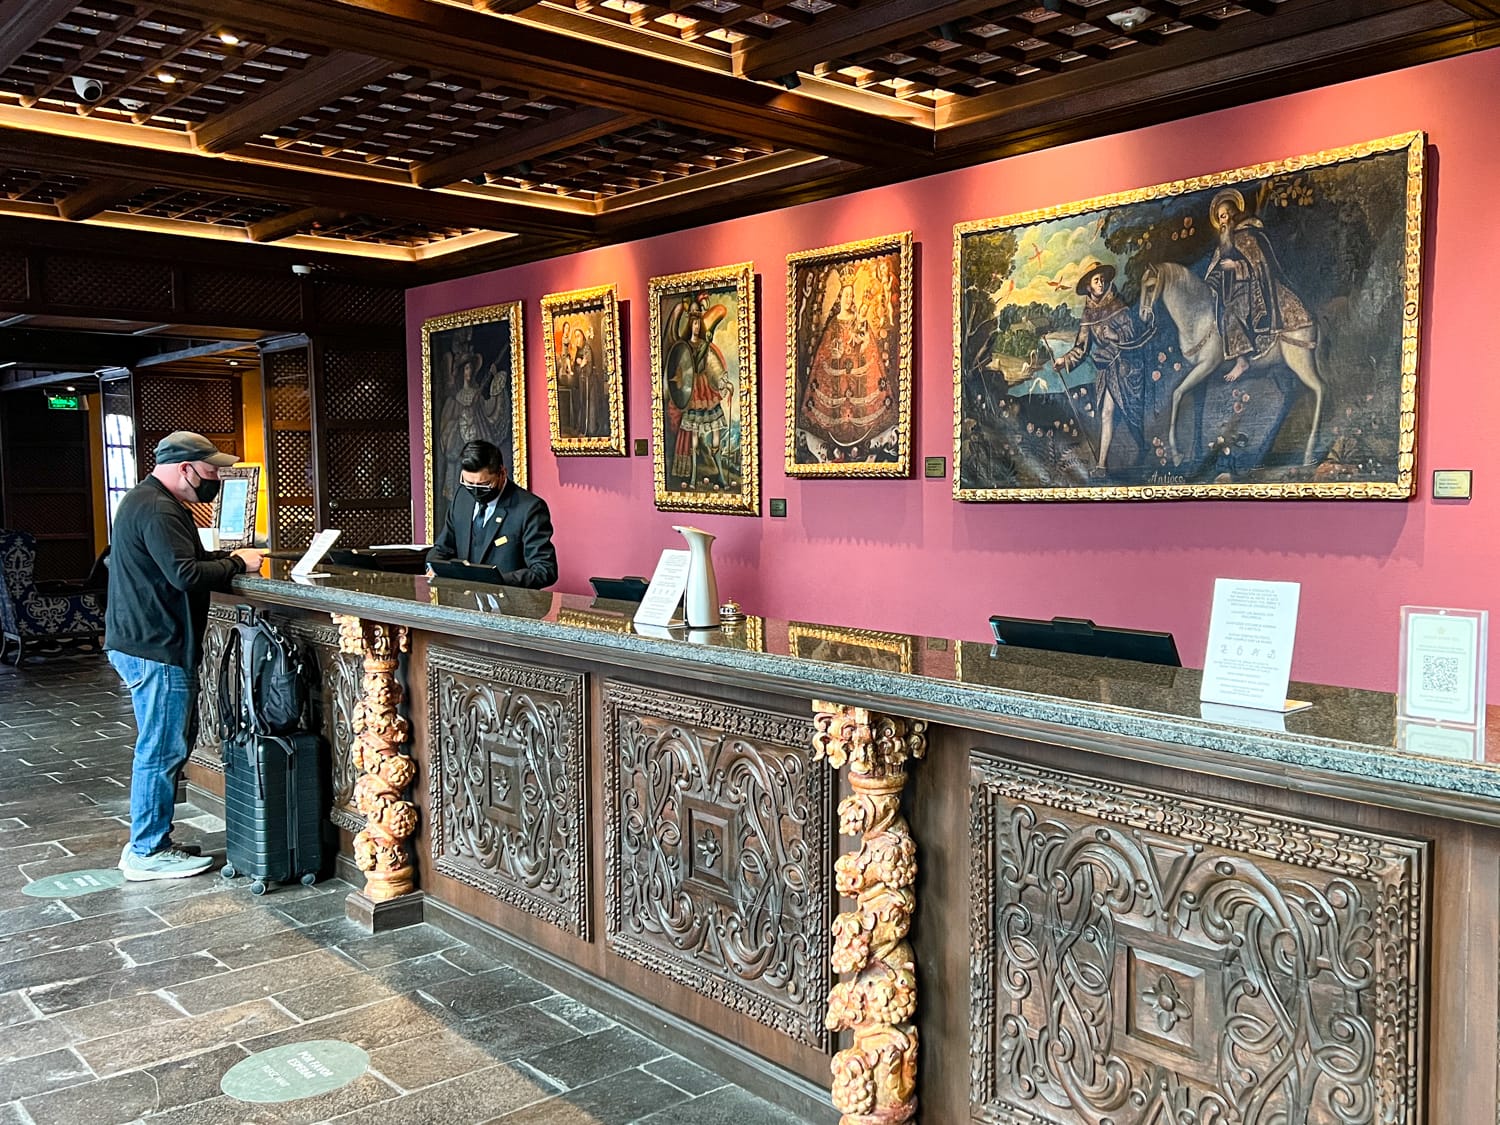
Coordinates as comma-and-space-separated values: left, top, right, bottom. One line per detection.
211, 463, 260, 550
787, 622, 915, 675
786, 232, 914, 477
953, 132, 1424, 501
421, 301, 527, 543
649, 261, 759, 515
541, 284, 626, 456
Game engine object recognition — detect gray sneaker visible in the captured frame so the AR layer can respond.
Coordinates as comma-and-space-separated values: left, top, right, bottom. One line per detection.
119, 841, 202, 869
121, 846, 214, 881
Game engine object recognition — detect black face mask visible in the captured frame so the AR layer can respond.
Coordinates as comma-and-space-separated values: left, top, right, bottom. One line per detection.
463, 481, 499, 506
186, 466, 220, 504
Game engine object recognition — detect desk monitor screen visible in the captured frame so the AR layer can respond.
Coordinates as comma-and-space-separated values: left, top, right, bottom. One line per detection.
590, 576, 650, 603
989, 615, 1181, 667
430, 558, 505, 586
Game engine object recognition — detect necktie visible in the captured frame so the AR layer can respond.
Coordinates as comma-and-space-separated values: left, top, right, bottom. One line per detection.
470, 501, 488, 563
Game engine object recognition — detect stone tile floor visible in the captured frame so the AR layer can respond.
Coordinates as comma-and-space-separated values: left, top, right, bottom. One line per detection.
0, 650, 808, 1124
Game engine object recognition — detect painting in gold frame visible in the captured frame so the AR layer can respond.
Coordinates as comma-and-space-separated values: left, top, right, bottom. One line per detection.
953, 132, 1424, 501
649, 261, 759, 515
787, 622, 914, 675
786, 232, 914, 477
541, 284, 626, 456
421, 301, 527, 543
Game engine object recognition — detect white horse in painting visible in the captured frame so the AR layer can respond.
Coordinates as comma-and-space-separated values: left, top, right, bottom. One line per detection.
1138, 261, 1325, 468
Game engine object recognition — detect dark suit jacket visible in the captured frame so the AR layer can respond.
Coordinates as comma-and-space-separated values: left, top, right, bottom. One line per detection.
427, 481, 558, 589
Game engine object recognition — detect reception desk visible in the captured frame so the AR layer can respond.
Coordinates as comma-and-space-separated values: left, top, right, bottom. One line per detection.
185, 564, 1500, 1124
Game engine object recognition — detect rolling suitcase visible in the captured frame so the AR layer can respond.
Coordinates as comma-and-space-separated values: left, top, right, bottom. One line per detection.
220, 731, 325, 895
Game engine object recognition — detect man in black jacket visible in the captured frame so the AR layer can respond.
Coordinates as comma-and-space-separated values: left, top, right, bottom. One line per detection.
427, 439, 558, 589
106, 431, 263, 880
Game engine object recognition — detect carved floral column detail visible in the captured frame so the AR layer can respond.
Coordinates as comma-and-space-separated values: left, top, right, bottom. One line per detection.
812, 700, 927, 1125
333, 613, 416, 901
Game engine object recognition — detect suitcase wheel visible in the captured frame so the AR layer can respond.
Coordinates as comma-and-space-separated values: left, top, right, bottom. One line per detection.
250, 880, 268, 896
221, 865, 237, 880
300, 872, 317, 886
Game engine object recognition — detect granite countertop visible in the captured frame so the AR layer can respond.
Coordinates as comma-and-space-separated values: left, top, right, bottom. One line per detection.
235, 563, 1500, 824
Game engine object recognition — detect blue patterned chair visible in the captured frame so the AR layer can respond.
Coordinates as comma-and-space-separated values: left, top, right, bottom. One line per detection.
0, 529, 105, 663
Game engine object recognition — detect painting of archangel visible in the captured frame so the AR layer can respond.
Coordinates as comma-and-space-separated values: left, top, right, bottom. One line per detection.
786, 232, 913, 477
421, 301, 526, 541
649, 261, 759, 515
953, 133, 1424, 500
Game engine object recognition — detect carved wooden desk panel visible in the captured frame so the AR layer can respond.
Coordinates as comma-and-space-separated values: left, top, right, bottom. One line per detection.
192, 576, 1500, 1124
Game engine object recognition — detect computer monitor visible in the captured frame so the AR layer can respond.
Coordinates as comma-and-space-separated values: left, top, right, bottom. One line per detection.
989, 615, 1181, 667
590, 576, 650, 603
430, 558, 505, 585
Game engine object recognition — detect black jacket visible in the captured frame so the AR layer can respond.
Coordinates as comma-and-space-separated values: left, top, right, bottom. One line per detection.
427, 480, 558, 589
105, 476, 244, 668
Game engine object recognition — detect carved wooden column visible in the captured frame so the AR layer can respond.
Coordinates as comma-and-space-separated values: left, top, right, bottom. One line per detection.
333, 614, 421, 931
812, 700, 926, 1125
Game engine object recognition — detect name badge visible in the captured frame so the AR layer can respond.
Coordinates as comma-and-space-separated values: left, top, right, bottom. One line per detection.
494, 535, 509, 547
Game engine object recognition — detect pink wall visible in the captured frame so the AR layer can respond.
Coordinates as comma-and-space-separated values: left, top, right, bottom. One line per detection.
408, 48, 1500, 695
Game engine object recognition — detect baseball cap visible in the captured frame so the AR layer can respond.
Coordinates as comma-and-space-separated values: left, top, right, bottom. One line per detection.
154, 431, 237, 467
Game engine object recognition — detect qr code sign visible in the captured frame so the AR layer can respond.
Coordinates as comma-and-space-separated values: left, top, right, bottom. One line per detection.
1419, 653, 1460, 696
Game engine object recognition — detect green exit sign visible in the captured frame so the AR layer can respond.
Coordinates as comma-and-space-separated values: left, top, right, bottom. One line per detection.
45, 393, 81, 411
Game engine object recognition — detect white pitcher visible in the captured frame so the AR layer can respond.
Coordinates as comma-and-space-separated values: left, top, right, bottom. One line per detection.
673, 525, 719, 629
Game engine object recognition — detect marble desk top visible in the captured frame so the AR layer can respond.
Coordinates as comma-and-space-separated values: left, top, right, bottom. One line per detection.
235, 563, 1500, 826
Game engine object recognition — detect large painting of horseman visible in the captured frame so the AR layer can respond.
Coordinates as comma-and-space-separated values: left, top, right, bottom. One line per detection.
649, 261, 760, 515
953, 133, 1424, 500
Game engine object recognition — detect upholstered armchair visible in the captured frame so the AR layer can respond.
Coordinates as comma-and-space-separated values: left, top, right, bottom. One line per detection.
0, 529, 105, 663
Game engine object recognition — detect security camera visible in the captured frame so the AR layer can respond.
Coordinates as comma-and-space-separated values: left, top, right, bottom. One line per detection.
71, 75, 105, 103
291, 264, 314, 276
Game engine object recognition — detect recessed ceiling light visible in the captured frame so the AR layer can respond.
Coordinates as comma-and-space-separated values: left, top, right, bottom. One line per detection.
227, 359, 239, 366
156, 71, 176, 84
66, 385, 76, 391
218, 31, 240, 45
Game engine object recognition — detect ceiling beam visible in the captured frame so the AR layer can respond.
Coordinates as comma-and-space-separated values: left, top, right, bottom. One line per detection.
56, 177, 149, 222
412, 107, 645, 188
0, 119, 593, 237
152, 0, 933, 165
192, 52, 397, 154
737, 0, 1002, 82
0, 0, 78, 74
937, 0, 1480, 156
248, 206, 341, 243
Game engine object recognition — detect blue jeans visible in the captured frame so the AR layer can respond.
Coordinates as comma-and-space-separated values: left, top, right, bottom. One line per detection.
108, 651, 191, 858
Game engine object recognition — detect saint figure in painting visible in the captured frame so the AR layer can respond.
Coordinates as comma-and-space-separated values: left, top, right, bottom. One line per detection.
569, 325, 606, 438
664, 294, 732, 489
798, 264, 898, 462
1056, 262, 1154, 472
1204, 188, 1314, 383
435, 328, 512, 509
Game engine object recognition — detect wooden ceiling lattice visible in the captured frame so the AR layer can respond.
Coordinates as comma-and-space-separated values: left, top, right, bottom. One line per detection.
0, 4, 328, 130
264, 71, 577, 170
0, 0, 1491, 275
111, 186, 298, 227
0, 169, 89, 205
488, 121, 779, 198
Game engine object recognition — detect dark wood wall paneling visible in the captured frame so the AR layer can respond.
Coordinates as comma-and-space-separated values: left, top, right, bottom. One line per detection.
0, 387, 95, 577
133, 372, 243, 530
0, 239, 409, 551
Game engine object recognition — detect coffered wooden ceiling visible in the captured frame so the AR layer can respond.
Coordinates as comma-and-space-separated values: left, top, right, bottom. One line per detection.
0, 0, 1496, 278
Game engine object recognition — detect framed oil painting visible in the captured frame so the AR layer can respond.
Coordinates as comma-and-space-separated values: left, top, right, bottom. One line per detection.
541, 284, 625, 456
786, 232, 914, 477
211, 464, 259, 549
649, 261, 759, 515
953, 132, 1424, 501
787, 622, 914, 675
421, 301, 527, 543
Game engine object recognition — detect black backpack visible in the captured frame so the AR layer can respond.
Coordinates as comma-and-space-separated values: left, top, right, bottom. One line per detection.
217, 606, 309, 739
